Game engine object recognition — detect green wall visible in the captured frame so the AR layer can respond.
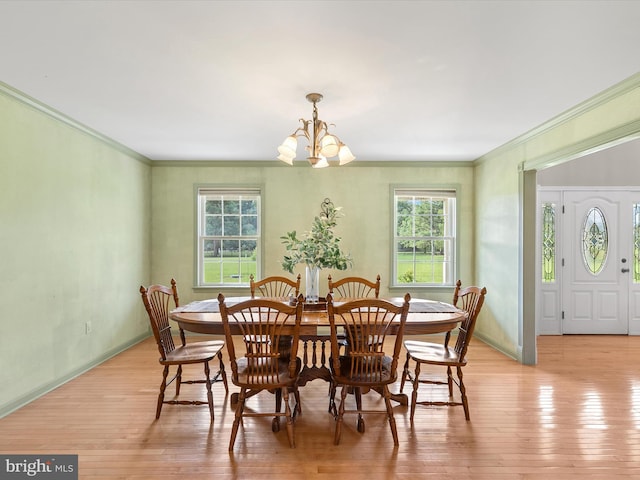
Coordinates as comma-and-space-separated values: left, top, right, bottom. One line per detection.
474, 73, 640, 362
472, 154, 521, 358
150, 162, 475, 304
0, 85, 152, 417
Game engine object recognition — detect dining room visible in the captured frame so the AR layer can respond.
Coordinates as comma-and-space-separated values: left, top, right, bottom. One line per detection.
3, 1, 640, 478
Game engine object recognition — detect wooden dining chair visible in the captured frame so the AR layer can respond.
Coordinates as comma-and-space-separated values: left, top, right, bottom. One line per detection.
399, 280, 487, 421
139, 279, 228, 422
218, 293, 304, 451
249, 274, 301, 412
250, 274, 301, 299
327, 293, 411, 446
326, 274, 382, 408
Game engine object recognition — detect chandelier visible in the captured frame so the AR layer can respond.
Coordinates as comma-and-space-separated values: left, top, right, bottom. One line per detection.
277, 93, 355, 168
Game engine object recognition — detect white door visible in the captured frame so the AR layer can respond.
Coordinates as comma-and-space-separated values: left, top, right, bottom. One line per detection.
562, 191, 629, 334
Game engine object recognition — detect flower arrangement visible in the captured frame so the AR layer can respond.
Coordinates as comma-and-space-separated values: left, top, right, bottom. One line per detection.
280, 198, 353, 274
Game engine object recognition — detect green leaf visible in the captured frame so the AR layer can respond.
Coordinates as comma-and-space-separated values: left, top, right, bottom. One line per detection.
280, 198, 353, 273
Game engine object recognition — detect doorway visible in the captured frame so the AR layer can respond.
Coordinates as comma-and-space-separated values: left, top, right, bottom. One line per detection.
538, 188, 640, 335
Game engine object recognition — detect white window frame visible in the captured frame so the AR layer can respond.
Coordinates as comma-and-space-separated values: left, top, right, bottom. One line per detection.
196, 186, 261, 287
392, 187, 457, 287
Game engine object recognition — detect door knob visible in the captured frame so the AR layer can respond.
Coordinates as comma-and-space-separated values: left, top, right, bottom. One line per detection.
622, 268, 630, 273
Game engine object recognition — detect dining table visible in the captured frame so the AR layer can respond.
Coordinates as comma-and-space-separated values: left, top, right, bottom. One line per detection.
169, 296, 466, 405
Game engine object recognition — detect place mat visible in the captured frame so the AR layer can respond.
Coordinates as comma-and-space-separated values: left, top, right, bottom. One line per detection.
172, 296, 252, 313
408, 299, 461, 313
174, 297, 460, 314
385, 297, 461, 313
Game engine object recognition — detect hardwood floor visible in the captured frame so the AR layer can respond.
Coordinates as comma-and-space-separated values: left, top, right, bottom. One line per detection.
2, 335, 640, 479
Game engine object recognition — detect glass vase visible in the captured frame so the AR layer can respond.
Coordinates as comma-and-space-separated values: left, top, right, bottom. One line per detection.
305, 265, 320, 303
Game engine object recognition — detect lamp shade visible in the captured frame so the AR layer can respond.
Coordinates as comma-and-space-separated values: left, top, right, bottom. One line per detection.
308, 156, 329, 168
338, 145, 355, 165
319, 134, 340, 158
277, 153, 294, 165
277, 135, 297, 162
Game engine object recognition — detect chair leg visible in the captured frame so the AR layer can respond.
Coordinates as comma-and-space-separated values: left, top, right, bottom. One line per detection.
383, 385, 399, 446
293, 386, 302, 417
203, 361, 214, 422
274, 388, 283, 429
283, 387, 295, 448
354, 387, 364, 432
328, 380, 337, 416
275, 388, 282, 413
400, 351, 411, 393
447, 365, 454, 399
175, 364, 183, 396
217, 351, 229, 394
334, 385, 348, 445
355, 387, 363, 412
457, 366, 470, 421
156, 365, 170, 419
229, 388, 246, 451
410, 361, 421, 423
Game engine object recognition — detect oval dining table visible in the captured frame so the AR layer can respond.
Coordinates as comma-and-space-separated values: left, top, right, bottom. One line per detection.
169, 296, 466, 405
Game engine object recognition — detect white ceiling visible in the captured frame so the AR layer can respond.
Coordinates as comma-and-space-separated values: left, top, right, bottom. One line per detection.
1, 0, 639, 162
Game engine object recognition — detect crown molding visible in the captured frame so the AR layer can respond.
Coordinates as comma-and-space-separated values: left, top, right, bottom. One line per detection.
0, 81, 151, 165
151, 159, 475, 168
476, 72, 640, 169
522, 118, 640, 171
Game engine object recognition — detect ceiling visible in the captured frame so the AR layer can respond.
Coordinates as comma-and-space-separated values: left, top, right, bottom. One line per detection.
1, 0, 639, 163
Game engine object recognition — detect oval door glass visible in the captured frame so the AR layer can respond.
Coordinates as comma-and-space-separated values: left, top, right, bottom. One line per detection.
582, 207, 608, 275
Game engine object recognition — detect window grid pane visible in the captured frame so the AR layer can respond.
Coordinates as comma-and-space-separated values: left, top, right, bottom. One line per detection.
198, 190, 260, 286
634, 204, 640, 283
542, 203, 556, 283
581, 207, 608, 276
393, 190, 456, 286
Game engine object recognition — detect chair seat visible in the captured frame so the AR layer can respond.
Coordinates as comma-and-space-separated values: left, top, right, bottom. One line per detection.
404, 339, 441, 350
234, 356, 302, 388
162, 339, 225, 365
330, 354, 396, 385
405, 340, 466, 367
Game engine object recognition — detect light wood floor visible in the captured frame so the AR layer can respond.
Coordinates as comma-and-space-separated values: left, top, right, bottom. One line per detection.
2, 335, 640, 479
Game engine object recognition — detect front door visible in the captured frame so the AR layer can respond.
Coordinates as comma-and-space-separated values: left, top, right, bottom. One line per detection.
562, 190, 629, 334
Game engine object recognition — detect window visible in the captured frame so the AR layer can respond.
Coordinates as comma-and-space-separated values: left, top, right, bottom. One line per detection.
581, 206, 608, 275
393, 188, 456, 286
196, 187, 261, 286
634, 204, 640, 283
541, 202, 556, 282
